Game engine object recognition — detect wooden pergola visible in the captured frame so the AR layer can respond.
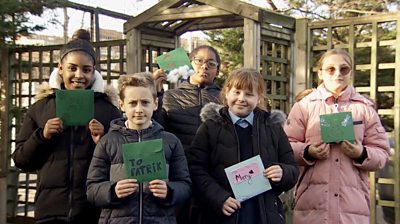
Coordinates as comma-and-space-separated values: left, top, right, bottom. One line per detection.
123, 1, 296, 103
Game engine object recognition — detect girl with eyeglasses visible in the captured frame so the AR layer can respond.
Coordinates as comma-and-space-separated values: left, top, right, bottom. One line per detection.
152, 45, 222, 224
284, 48, 390, 224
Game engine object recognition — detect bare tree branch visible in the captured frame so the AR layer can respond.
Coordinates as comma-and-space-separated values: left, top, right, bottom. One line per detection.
266, 0, 278, 11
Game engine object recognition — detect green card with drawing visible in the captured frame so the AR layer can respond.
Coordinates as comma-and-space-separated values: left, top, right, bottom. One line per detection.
156, 48, 192, 72
56, 89, 94, 126
122, 139, 167, 182
320, 112, 355, 143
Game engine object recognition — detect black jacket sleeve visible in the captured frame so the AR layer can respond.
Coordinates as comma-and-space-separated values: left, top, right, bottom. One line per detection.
270, 124, 300, 191
12, 108, 52, 171
187, 122, 232, 216
160, 133, 192, 206
152, 90, 167, 128
86, 137, 120, 207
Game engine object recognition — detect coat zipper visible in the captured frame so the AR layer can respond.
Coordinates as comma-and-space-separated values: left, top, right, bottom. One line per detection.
138, 130, 143, 224
198, 86, 203, 124
334, 97, 339, 113
68, 128, 74, 222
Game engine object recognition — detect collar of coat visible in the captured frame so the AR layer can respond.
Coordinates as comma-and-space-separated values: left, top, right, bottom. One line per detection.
304, 84, 374, 107
200, 102, 285, 126
34, 69, 119, 107
109, 117, 164, 138
179, 80, 221, 91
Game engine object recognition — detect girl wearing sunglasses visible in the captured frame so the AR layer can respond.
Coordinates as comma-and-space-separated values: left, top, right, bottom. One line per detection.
284, 48, 390, 224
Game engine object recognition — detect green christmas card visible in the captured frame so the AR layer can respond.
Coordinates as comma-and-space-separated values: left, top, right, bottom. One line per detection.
320, 112, 355, 143
122, 139, 167, 182
56, 89, 94, 126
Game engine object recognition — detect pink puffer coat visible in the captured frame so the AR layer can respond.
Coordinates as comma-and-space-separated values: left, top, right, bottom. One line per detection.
284, 84, 390, 224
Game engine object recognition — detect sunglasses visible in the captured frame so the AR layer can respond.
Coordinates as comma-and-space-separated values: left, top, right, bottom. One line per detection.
192, 57, 219, 68
322, 66, 352, 75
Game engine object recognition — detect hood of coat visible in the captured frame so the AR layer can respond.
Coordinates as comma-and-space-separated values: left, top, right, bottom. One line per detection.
109, 118, 164, 139
34, 69, 118, 107
309, 84, 374, 107
200, 102, 224, 123
270, 109, 287, 126
49, 68, 104, 92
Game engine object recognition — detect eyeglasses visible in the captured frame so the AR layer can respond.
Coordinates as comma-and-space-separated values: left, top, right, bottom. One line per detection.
193, 57, 219, 68
322, 66, 352, 75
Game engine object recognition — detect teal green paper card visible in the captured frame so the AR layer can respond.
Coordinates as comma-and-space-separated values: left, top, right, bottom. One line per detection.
225, 155, 271, 202
156, 48, 192, 72
320, 112, 355, 143
56, 89, 94, 126
122, 139, 167, 182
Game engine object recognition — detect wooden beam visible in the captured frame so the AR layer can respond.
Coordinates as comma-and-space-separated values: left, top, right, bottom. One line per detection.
182, 20, 244, 33
175, 19, 204, 35
142, 34, 175, 44
65, 1, 131, 20
140, 28, 176, 38
309, 12, 400, 28
260, 10, 296, 29
147, 5, 232, 22
124, 0, 181, 33
197, 0, 260, 21
176, 15, 243, 33
141, 39, 176, 49
177, 16, 244, 34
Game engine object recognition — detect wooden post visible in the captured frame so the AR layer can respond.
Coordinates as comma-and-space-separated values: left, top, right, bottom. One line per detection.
243, 18, 260, 70
0, 47, 9, 224
94, 10, 100, 42
293, 18, 308, 101
63, 7, 68, 43
394, 14, 400, 224
126, 28, 141, 73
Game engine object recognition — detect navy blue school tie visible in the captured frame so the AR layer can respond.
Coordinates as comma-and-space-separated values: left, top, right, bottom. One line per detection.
236, 119, 249, 128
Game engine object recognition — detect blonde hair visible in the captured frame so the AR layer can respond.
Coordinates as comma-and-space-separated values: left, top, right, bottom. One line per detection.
220, 68, 268, 111
118, 72, 156, 100
317, 48, 353, 70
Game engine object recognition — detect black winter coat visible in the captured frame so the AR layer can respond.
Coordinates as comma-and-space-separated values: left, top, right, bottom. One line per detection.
187, 106, 299, 224
86, 118, 192, 224
12, 86, 121, 223
154, 81, 220, 150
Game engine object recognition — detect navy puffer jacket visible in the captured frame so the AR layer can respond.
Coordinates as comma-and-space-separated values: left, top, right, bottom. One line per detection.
86, 118, 192, 224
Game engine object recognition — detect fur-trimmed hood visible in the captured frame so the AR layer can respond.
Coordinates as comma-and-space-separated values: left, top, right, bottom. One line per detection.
34, 69, 118, 107
48, 68, 104, 92
200, 102, 287, 125
200, 102, 224, 123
